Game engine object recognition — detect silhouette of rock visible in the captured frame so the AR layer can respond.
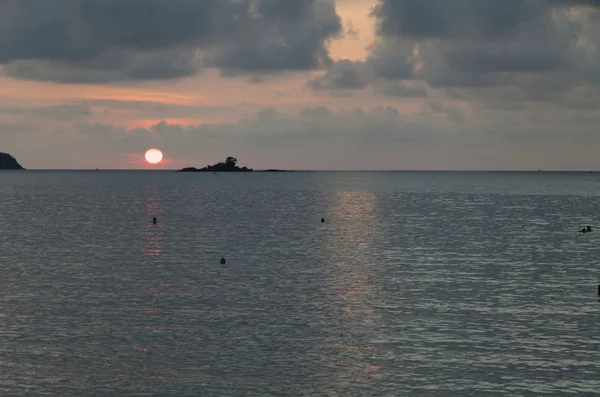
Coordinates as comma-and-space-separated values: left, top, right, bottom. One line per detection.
0, 153, 25, 170
178, 156, 253, 172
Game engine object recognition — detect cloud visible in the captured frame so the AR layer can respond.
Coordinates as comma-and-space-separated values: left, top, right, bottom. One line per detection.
307, 59, 367, 90
366, 41, 414, 81
118, 104, 471, 153
0, 102, 92, 120
6, 100, 600, 170
372, 0, 544, 40
0, 121, 36, 134
305, 42, 416, 94
205, 0, 342, 75
377, 82, 428, 98
89, 99, 233, 120
0, 0, 342, 83
343, 21, 360, 38
301, 0, 600, 106
41, 105, 462, 168
351, 0, 600, 104
31, 103, 92, 120
305, 39, 416, 95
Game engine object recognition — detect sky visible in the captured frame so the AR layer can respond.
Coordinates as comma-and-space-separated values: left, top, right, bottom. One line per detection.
1, 0, 600, 170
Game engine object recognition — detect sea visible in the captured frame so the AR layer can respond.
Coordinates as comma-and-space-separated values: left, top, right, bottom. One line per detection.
1, 170, 599, 397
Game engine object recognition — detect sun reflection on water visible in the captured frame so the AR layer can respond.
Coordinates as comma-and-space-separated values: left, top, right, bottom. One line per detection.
145, 186, 165, 272
143, 186, 173, 304
131, 186, 172, 363
315, 190, 386, 389
324, 191, 381, 313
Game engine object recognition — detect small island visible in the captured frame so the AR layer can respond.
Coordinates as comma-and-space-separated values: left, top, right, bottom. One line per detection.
179, 156, 253, 172
178, 156, 294, 172
0, 152, 25, 170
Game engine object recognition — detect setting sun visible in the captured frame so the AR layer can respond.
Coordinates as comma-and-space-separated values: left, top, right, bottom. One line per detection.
145, 148, 163, 164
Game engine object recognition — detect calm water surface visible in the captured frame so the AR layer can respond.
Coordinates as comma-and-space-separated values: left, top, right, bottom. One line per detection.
1, 171, 600, 396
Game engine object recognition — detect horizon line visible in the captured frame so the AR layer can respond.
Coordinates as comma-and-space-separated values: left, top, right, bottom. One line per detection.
11, 169, 600, 173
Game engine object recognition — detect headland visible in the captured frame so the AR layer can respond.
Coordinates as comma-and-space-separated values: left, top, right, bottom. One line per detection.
0, 153, 25, 170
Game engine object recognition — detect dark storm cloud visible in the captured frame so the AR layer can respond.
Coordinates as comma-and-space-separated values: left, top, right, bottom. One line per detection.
551, 0, 600, 6
0, 0, 342, 82
302, 0, 600, 100
78, 0, 219, 50
367, 0, 600, 101
443, 48, 567, 75
206, 0, 341, 74
4, 49, 201, 83
0, 0, 220, 62
372, 0, 543, 40
371, 0, 600, 41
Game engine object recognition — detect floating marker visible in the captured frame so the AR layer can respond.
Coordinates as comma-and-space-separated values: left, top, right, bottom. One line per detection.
321, 218, 325, 223
153, 217, 157, 224
220, 258, 226, 265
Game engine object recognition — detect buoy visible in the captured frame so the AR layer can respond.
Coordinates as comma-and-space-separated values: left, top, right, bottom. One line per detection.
597, 284, 600, 296
220, 258, 226, 265
153, 217, 157, 224
321, 218, 325, 223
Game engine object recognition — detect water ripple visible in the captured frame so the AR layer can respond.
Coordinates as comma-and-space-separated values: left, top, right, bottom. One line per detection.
0, 171, 599, 396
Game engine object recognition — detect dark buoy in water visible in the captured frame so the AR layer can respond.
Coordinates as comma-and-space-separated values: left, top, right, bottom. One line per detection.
153, 217, 157, 224
220, 258, 226, 265
597, 284, 600, 296
321, 218, 325, 223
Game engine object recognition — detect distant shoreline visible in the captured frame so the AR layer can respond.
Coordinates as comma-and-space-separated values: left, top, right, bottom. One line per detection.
12, 169, 599, 173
